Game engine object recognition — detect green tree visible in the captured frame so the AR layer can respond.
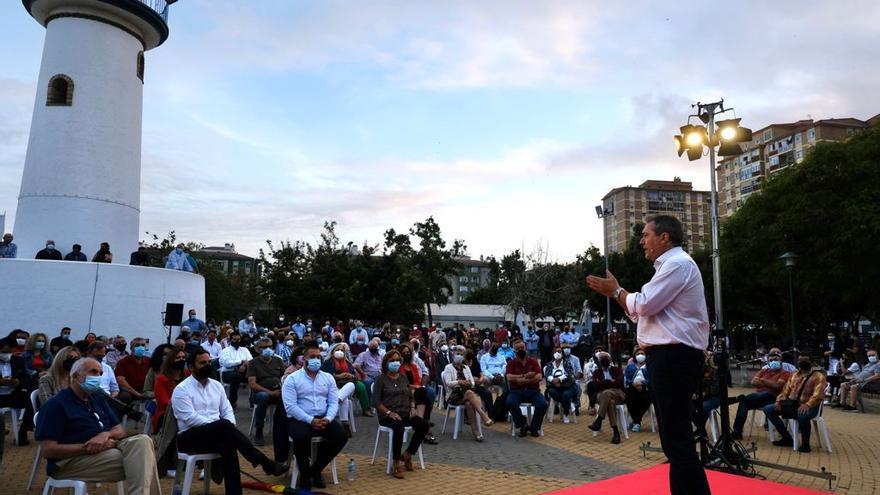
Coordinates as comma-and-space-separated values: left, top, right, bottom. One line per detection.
407, 217, 466, 325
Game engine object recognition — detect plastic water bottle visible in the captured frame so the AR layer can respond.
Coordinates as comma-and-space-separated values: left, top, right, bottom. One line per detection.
347, 458, 356, 481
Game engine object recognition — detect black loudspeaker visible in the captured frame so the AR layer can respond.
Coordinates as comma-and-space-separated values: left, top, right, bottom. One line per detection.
164, 303, 184, 326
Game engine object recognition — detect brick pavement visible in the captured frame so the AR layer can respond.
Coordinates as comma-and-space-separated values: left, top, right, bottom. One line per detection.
1, 386, 878, 494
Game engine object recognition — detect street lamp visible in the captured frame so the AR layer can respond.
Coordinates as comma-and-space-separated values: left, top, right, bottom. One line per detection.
673, 99, 752, 469
779, 251, 799, 358
595, 203, 614, 349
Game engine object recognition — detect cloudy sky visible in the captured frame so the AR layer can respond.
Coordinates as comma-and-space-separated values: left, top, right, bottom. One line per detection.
1, 1, 877, 261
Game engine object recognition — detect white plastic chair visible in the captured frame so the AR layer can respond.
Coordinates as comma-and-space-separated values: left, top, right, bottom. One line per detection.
371, 425, 426, 474
0, 406, 23, 444
547, 397, 578, 423
28, 408, 43, 490
340, 397, 356, 434
248, 403, 276, 438
508, 403, 544, 436
288, 436, 339, 487
441, 404, 482, 440
435, 384, 446, 410
786, 400, 833, 453
621, 403, 656, 432
41, 479, 124, 495
174, 452, 221, 495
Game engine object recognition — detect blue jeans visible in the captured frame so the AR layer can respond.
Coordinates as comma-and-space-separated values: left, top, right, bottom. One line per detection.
763, 403, 819, 445
732, 391, 775, 434
252, 391, 281, 431
506, 389, 548, 432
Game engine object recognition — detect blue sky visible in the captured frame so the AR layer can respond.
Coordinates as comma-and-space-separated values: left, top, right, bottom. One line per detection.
1, 1, 878, 260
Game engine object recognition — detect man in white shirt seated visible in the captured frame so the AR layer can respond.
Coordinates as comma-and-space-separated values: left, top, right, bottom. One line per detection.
201, 329, 223, 360
280, 343, 348, 490
218, 332, 252, 407
171, 349, 287, 495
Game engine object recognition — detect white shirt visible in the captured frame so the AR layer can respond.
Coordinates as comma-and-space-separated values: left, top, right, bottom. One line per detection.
625, 247, 710, 350
281, 368, 339, 424
201, 340, 223, 360
219, 345, 252, 371
99, 361, 119, 395
171, 376, 235, 433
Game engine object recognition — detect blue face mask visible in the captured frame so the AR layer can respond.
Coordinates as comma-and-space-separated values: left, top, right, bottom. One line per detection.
387, 360, 402, 373
316, 338, 323, 344
453, 354, 465, 364
869, 355, 878, 364
391, 339, 400, 345
379, 343, 387, 351
191, 339, 200, 345
307, 358, 321, 372
501, 343, 509, 349
261, 348, 274, 358
133, 346, 146, 357
563, 348, 571, 355
82, 376, 103, 394
175, 248, 183, 254
768, 360, 781, 370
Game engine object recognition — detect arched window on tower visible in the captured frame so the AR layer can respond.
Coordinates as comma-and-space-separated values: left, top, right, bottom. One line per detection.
137, 51, 144, 83
46, 74, 74, 106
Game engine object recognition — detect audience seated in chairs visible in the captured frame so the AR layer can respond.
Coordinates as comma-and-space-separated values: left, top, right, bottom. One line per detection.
38, 346, 80, 406
442, 345, 494, 441
583, 345, 605, 415
373, 349, 429, 479
281, 343, 348, 490
322, 342, 373, 426
35, 357, 161, 494
218, 332, 252, 408
505, 339, 548, 438
587, 351, 625, 444
623, 347, 652, 433
544, 346, 577, 423
763, 355, 827, 453
22, 332, 53, 377
114, 337, 153, 405
399, 343, 438, 443
731, 350, 790, 439
463, 347, 494, 422
832, 348, 880, 411
0, 336, 35, 445
171, 349, 287, 495
153, 348, 189, 434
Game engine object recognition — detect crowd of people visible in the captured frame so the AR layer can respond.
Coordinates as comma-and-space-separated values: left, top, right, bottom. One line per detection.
0, 232, 200, 273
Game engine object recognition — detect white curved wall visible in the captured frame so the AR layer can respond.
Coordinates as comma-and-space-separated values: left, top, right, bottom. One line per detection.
0, 259, 205, 347
14, 16, 143, 259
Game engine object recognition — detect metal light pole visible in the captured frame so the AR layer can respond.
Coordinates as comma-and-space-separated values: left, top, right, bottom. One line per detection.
780, 252, 798, 359
596, 204, 614, 350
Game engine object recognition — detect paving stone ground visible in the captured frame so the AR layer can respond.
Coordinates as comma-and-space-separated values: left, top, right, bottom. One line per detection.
1, 386, 877, 494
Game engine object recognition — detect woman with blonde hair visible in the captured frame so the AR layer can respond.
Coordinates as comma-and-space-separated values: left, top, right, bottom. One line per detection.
38, 345, 80, 405
23, 332, 53, 377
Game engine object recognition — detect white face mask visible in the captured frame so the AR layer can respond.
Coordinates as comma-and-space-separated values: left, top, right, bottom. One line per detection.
333, 350, 345, 360
285, 339, 294, 347
441, 345, 448, 352
553, 352, 562, 361
635, 354, 646, 363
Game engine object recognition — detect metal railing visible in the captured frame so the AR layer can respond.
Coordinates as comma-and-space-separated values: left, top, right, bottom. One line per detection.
134, 0, 172, 21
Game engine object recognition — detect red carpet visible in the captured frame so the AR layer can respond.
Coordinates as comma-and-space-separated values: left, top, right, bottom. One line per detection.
544, 464, 830, 495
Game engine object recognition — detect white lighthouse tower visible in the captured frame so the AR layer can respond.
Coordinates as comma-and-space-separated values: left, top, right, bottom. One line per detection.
14, 0, 172, 258
1, 0, 203, 346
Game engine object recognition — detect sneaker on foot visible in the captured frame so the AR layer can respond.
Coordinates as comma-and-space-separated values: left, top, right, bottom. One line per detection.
631, 423, 641, 433
563, 414, 570, 424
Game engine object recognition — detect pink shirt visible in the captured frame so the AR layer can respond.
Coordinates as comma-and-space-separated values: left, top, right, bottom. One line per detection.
625, 247, 710, 351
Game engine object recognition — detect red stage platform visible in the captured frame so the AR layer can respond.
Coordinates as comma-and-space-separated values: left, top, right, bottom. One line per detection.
544, 464, 830, 495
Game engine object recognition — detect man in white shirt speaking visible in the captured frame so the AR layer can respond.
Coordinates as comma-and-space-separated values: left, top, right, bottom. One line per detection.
588, 215, 711, 495
171, 349, 288, 495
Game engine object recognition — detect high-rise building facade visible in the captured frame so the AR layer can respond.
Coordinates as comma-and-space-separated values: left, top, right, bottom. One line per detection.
601, 178, 710, 253
717, 115, 877, 217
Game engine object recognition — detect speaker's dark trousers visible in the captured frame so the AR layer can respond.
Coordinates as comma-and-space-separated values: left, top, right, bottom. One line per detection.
285, 418, 348, 479
177, 419, 270, 495
646, 344, 711, 495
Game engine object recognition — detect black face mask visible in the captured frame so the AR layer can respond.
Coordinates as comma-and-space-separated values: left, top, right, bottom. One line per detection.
402, 353, 412, 362
515, 349, 527, 359
194, 365, 211, 380
369, 347, 379, 354
115, 344, 126, 352
231, 342, 241, 349
600, 358, 611, 368
173, 360, 186, 370
798, 361, 812, 371
63, 358, 76, 372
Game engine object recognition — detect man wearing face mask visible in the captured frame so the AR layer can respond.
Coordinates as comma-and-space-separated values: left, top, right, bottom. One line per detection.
103, 336, 129, 370
354, 338, 384, 403
505, 339, 548, 437
50, 327, 74, 354
238, 312, 257, 337
480, 343, 507, 387
731, 351, 790, 440
834, 348, 880, 411
498, 341, 515, 361
763, 355, 827, 452
291, 317, 307, 341
114, 338, 152, 404
201, 329, 223, 360
273, 314, 291, 335
181, 309, 207, 334
282, 343, 347, 490
173, 349, 288, 494
164, 243, 193, 272
247, 338, 285, 446
0, 337, 33, 445
219, 332, 252, 407
35, 239, 63, 260
587, 215, 711, 493
35, 357, 161, 493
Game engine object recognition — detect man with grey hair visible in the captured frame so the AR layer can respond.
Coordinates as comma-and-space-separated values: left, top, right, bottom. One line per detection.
35, 239, 62, 260
35, 357, 160, 494
247, 337, 284, 446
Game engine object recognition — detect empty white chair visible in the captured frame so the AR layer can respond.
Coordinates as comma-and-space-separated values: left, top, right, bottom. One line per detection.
174, 452, 221, 495
288, 436, 339, 487
371, 425, 426, 474
441, 404, 482, 440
